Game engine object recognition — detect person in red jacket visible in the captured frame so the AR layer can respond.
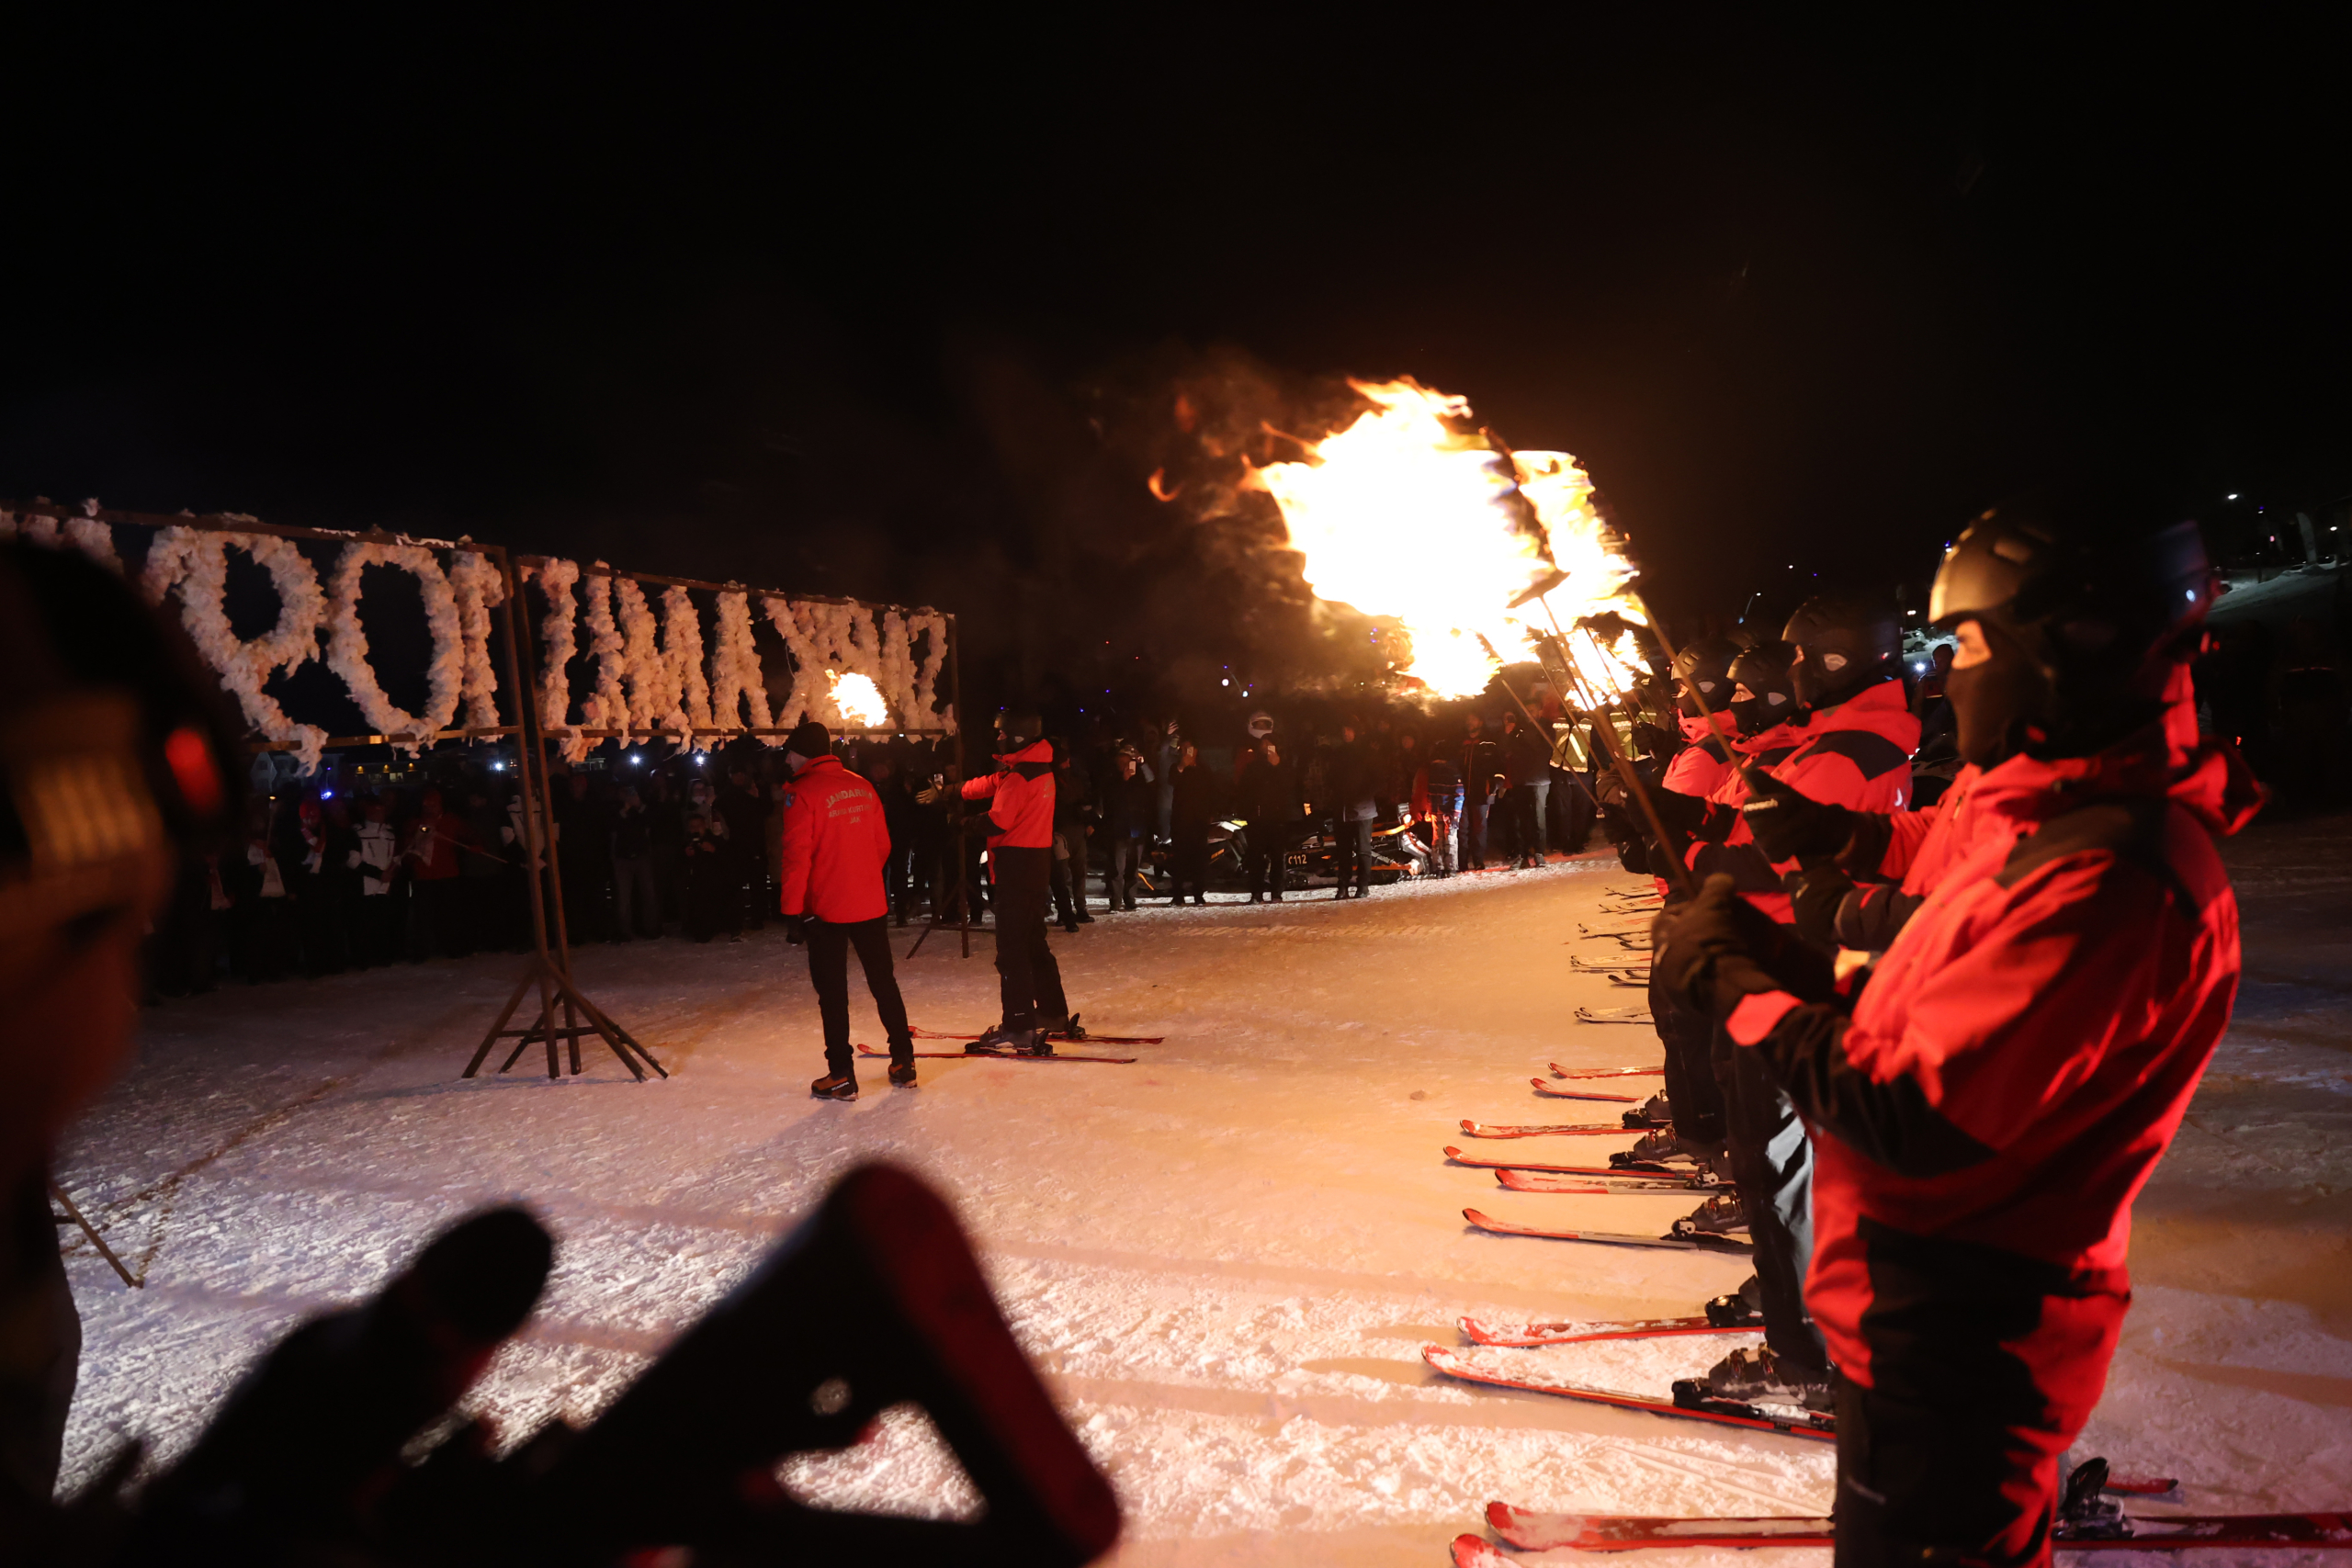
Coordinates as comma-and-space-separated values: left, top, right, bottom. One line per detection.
1630, 607, 1917, 1386
777, 720, 916, 1100
959, 708, 1073, 1055
1657, 507, 2251, 1567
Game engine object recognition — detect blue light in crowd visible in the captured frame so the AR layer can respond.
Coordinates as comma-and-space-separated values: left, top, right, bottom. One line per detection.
629, 752, 642, 764
320, 789, 334, 799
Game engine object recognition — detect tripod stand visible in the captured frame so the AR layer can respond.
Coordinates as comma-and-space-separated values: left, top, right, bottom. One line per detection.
462, 558, 663, 1082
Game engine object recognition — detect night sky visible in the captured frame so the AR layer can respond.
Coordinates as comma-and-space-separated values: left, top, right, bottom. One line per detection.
6, 16, 2346, 714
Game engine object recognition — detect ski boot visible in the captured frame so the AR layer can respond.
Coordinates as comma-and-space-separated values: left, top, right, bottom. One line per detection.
1037, 1012, 1088, 1042
1704, 1274, 1766, 1327
2056, 1458, 2132, 1540
1690, 1344, 1835, 1414
967, 1022, 1039, 1055
810, 1073, 859, 1101
1670, 1193, 1748, 1240
888, 1060, 918, 1088
1611, 1123, 1684, 1168
1621, 1092, 1671, 1130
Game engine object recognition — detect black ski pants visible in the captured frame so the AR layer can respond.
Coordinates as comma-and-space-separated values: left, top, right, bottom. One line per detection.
1648, 943, 1726, 1148
1833, 1373, 2057, 1568
1714, 1018, 1830, 1376
989, 846, 1069, 1028
806, 916, 913, 1078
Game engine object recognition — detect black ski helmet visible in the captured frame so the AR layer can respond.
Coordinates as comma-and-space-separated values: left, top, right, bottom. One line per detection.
1781, 594, 1900, 708
1928, 501, 2212, 760
993, 707, 1044, 756
1668, 637, 1741, 721
1725, 640, 1799, 738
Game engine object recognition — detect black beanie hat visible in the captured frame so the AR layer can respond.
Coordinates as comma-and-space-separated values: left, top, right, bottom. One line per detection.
785, 719, 831, 759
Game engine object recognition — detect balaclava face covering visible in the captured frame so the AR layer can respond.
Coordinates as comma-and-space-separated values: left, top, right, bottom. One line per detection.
1944, 621, 2053, 767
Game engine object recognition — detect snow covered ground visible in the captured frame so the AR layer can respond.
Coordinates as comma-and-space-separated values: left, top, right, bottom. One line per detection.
52, 827, 2352, 1565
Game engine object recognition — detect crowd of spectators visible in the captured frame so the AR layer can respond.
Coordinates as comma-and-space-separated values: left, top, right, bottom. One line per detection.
135, 696, 1611, 996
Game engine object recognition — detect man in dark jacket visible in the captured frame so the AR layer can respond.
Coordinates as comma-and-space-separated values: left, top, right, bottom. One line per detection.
1099, 746, 1154, 910
1498, 711, 1553, 868
1328, 721, 1379, 898
1168, 742, 1216, 904
1238, 737, 1301, 902
1461, 714, 1499, 869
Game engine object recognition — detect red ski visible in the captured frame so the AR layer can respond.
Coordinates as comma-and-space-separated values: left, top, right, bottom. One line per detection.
1445, 1146, 1719, 1183
855, 1044, 1136, 1065
1528, 1081, 1641, 1103
1461, 1120, 1628, 1138
1464, 1208, 1750, 1252
1476, 1506, 2348, 1555
1456, 1314, 1736, 1348
910, 1021, 1163, 1045
1422, 1346, 1832, 1442
1548, 1063, 1664, 1079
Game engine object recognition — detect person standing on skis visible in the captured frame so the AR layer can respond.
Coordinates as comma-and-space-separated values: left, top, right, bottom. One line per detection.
1657, 505, 2249, 1567
1627, 636, 1743, 1156
961, 709, 1078, 1055
1632, 598, 1916, 1416
778, 720, 918, 1101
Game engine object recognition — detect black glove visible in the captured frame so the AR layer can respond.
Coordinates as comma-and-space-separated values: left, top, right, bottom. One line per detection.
1651, 874, 1836, 1017
1690, 802, 1739, 845
1615, 832, 1655, 874
783, 914, 807, 945
1738, 773, 1855, 863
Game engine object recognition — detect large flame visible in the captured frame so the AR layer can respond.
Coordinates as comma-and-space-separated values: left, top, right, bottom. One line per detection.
828, 670, 888, 729
1245, 378, 1640, 697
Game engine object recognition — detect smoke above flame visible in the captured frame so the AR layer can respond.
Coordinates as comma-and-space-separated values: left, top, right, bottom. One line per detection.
1242, 378, 1641, 698
828, 670, 888, 728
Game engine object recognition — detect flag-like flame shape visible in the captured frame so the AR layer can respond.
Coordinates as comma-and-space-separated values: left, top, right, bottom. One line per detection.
828, 669, 888, 729
1245, 378, 1641, 697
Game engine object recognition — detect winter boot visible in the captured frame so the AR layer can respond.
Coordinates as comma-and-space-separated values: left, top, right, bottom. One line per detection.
1621, 1092, 1672, 1129
967, 1022, 1038, 1055
888, 1060, 918, 1088
1693, 1344, 1834, 1413
1670, 1193, 1748, 1239
1704, 1274, 1766, 1327
810, 1073, 859, 1101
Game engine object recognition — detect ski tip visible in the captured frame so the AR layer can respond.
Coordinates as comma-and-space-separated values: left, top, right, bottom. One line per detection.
1450, 1532, 1513, 1568
1461, 1119, 1478, 1134
1442, 1145, 1465, 1160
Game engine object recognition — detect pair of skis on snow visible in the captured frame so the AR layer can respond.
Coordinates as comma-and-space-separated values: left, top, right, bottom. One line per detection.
1430, 1316, 2345, 1556
1453, 1508, 2351, 1561
855, 1021, 1162, 1066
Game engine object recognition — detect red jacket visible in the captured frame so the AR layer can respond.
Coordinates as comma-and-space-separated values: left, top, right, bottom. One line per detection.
1774, 677, 1919, 817
1681, 723, 1806, 918
960, 738, 1057, 870
776, 755, 891, 922
1661, 715, 1739, 798
1723, 682, 2258, 1429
